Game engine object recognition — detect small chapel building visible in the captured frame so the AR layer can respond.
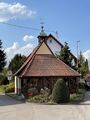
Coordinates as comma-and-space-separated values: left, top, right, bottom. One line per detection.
14, 26, 80, 95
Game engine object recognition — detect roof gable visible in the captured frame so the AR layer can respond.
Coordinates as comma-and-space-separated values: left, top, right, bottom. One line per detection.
15, 41, 54, 76
36, 42, 53, 55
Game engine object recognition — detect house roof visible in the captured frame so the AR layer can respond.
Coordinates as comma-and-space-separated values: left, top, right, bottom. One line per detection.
47, 34, 78, 62
15, 40, 80, 77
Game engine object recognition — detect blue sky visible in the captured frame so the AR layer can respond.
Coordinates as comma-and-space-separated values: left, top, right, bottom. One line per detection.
0, 0, 90, 63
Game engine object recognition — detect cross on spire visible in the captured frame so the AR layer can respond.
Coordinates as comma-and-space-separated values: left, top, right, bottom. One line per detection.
40, 22, 44, 32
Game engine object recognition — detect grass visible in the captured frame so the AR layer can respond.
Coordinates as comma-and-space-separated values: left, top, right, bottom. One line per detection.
0, 85, 6, 93
70, 88, 86, 102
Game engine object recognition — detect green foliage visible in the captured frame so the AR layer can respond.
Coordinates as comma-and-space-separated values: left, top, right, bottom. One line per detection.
0, 75, 9, 85
8, 54, 26, 73
27, 88, 39, 97
79, 52, 89, 78
52, 79, 70, 103
28, 94, 52, 103
40, 87, 50, 95
5, 82, 14, 93
58, 42, 73, 68
27, 87, 52, 103
0, 40, 6, 72
70, 88, 86, 102
68, 78, 78, 93
0, 85, 6, 93
70, 93, 82, 101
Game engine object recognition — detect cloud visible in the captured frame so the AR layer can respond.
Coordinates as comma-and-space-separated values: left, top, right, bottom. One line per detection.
83, 50, 90, 68
0, 2, 36, 22
18, 43, 33, 55
5, 42, 34, 63
83, 50, 90, 61
23, 35, 35, 42
5, 42, 18, 53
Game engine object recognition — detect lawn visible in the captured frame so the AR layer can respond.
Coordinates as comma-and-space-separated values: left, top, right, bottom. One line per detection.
0, 85, 5, 93
70, 88, 86, 102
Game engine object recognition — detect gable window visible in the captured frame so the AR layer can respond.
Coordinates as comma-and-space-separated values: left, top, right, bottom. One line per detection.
49, 39, 52, 43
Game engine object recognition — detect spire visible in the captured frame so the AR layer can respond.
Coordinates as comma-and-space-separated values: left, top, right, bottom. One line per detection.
38, 23, 47, 44
39, 22, 47, 37
41, 22, 44, 32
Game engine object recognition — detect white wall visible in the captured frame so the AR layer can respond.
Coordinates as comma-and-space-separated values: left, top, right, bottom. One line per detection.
47, 37, 61, 55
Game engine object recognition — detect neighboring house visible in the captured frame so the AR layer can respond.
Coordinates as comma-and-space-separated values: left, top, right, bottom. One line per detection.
14, 26, 80, 95
47, 34, 78, 67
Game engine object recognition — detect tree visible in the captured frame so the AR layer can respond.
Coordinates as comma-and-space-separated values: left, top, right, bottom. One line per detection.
8, 54, 26, 74
79, 51, 85, 65
79, 52, 89, 78
0, 68, 9, 85
0, 40, 6, 72
58, 42, 73, 68
52, 79, 70, 103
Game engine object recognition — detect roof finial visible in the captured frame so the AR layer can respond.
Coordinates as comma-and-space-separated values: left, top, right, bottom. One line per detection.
40, 22, 44, 32
38, 21, 47, 37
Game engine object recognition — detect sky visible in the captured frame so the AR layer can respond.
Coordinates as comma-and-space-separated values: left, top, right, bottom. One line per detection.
0, 0, 90, 65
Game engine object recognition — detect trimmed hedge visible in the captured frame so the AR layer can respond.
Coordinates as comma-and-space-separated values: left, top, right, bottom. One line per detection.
52, 79, 70, 103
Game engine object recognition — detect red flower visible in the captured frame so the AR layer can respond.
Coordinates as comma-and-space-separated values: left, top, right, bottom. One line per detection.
28, 93, 33, 96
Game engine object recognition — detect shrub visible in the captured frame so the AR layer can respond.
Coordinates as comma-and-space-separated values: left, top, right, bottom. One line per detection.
21, 84, 28, 97
40, 87, 50, 95
0, 75, 9, 85
28, 94, 52, 103
52, 79, 70, 103
5, 82, 14, 93
28, 88, 52, 103
0, 85, 6, 93
27, 88, 39, 97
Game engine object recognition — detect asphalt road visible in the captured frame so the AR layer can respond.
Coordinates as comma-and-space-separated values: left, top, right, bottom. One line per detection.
0, 92, 90, 120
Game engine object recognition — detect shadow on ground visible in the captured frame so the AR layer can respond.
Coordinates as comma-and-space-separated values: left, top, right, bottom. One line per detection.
1, 91, 90, 106
0, 93, 24, 106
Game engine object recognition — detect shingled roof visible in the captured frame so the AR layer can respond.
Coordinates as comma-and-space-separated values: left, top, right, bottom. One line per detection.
15, 41, 80, 78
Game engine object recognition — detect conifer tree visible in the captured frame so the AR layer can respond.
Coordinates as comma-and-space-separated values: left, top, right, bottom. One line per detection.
8, 54, 26, 73
0, 40, 6, 72
58, 42, 72, 67
79, 52, 89, 78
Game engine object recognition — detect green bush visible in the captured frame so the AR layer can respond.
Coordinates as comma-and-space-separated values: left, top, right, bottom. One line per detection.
28, 94, 52, 103
0, 75, 9, 85
27, 88, 39, 97
0, 85, 6, 92
40, 87, 50, 95
52, 79, 70, 103
5, 82, 14, 93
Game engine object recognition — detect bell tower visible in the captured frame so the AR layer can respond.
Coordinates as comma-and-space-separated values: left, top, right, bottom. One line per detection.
37, 24, 47, 44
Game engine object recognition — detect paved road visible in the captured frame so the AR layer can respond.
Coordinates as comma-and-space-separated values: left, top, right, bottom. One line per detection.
0, 92, 90, 120
82, 91, 90, 104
